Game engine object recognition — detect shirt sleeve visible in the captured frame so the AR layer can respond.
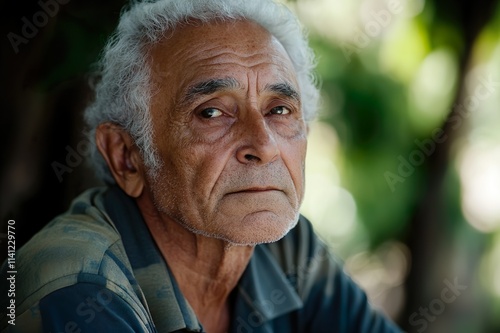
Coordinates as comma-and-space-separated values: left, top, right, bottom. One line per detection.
39, 283, 156, 333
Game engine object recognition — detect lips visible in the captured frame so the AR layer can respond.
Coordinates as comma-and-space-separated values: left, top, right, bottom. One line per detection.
228, 187, 281, 194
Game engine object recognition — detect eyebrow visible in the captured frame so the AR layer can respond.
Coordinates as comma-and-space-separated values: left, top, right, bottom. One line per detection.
263, 82, 300, 102
178, 77, 300, 109
183, 77, 241, 103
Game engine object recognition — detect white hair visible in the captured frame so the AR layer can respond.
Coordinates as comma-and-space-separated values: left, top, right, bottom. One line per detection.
84, 0, 320, 183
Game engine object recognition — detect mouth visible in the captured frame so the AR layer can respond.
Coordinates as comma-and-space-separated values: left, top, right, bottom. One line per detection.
229, 187, 281, 194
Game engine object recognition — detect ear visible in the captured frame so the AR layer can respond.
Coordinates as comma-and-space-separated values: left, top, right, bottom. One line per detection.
95, 123, 145, 198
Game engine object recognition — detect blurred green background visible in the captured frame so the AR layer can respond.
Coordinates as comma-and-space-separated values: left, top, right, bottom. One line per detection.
1, 0, 499, 332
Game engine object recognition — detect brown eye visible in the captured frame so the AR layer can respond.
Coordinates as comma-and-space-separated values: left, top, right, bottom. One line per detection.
200, 108, 223, 118
269, 106, 291, 115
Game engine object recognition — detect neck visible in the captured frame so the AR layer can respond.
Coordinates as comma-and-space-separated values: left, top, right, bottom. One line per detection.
136, 192, 254, 332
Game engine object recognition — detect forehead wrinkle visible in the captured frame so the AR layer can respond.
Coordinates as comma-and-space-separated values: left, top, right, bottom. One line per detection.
186, 53, 287, 70
179, 35, 288, 65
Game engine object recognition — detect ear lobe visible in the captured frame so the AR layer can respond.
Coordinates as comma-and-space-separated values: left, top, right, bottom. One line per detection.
95, 123, 145, 198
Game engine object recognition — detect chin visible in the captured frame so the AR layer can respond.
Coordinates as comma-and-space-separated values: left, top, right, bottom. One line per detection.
212, 211, 300, 246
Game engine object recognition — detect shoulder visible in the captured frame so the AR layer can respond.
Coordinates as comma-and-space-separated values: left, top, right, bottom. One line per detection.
1, 187, 138, 328
19, 187, 122, 262
265, 215, 402, 332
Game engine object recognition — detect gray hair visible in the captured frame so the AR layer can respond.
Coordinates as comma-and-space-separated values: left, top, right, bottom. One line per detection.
84, 0, 320, 183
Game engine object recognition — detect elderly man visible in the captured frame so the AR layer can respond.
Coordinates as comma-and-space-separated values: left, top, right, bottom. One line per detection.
1, 0, 402, 332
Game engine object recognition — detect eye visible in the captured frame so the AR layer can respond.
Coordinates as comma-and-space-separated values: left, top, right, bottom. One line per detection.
269, 106, 291, 115
200, 108, 223, 118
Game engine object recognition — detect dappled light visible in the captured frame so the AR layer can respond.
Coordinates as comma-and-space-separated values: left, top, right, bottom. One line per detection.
294, 0, 500, 331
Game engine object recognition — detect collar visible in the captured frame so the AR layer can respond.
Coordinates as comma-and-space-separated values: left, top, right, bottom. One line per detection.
103, 186, 302, 332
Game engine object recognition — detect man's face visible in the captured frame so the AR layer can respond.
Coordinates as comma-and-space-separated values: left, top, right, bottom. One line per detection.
146, 19, 307, 245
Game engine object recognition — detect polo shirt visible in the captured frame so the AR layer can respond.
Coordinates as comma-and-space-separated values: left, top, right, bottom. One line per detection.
0, 186, 402, 332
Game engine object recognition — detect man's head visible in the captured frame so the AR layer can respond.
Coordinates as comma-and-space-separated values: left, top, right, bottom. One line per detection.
85, 0, 320, 245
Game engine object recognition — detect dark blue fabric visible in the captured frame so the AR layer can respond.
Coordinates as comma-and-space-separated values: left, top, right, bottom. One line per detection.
103, 187, 163, 269
301, 270, 399, 332
39, 283, 155, 333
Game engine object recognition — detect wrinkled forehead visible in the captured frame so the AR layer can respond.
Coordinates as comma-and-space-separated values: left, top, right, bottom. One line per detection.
147, 18, 299, 89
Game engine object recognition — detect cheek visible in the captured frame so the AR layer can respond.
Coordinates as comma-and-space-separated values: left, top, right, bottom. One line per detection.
163, 137, 236, 202
281, 135, 307, 196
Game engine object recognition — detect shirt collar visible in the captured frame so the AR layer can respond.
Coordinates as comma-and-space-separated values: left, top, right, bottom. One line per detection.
103, 186, 302, 332
236, 245, 303, 321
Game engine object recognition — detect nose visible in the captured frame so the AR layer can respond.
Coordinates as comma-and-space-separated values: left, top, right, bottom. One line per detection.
236, 115, 280, 165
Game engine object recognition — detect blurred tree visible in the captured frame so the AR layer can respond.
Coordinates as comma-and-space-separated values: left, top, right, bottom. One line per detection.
290, 0, 499, 331
401, 0, 498, 331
